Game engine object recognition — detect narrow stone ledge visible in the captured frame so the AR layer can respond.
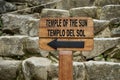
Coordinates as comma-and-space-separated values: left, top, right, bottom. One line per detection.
41, 8, 70, 18
82, 38, 120, 59
0, 60, 21, 80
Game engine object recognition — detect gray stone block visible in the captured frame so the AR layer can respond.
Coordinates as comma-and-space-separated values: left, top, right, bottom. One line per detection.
0, 60, 21, 80
61, 0, 94, 9
1, 14, 39, 37
22, 57, 51, 80
82, 38, 120, 59
70, 6, 97, 18
93, 19, 110, 34
85, 61, 120, 80
100, 5, 120, 20
41, 9, 70, 18
94, 0, 120, 6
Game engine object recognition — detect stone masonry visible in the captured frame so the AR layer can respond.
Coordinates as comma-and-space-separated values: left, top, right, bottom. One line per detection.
0, 0, 120, 80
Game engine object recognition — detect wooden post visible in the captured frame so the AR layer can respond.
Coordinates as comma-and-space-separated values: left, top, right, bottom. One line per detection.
59, 51, 73, 80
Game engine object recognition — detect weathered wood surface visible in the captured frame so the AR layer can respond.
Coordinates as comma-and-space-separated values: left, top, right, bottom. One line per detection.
39, 17, 94, 51
39, 38, 93, 50
59, 51, 73, 80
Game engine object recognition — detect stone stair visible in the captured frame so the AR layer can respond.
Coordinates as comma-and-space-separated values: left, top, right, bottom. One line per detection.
0, 0, 120, 80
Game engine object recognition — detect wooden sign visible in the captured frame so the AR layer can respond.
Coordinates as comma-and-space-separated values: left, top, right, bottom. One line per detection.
39, 17, 94, 51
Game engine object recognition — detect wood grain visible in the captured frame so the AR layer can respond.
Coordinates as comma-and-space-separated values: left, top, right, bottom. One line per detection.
59, 51, 73, 80
39, 17, 93, 28
39, 17, 94, 51
39, 27, 93, 38
39, 38, 94, 51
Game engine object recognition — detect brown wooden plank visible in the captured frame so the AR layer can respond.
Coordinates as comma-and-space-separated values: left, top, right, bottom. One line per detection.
39, 17, 94, 51
39, 38, 94, 51
59, 51, 73, 80
40, 17, 93, 28
39, 27, 93, 38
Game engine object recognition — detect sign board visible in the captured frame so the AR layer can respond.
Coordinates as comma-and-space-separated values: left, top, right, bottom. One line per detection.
39, 17, 94, 51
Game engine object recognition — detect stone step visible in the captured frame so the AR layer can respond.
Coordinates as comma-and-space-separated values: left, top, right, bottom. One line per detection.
0, 0, 61, 13
0, 36, 40, 57
22, 57, 51, 80
109, 18, 120, 37
2, 12, 112, 37
60, 0, 94, 10
1, 9, 70, 36
70, 6, 98, 18
93, 19, 110, 34
1, 57, 120, 80
1, 13, 39, 37
100, 5, 120, 20
5, 0, 120, 11
0, 36, 119, 59
48, 61, 120, 80
41, 8, 70, 18
70, 5, 120, 20
0, 60, 21, 80
94, 0, 120, 7
57, 0, 120, 9
0, 0, 16, 14
6, 0, 59, 7
82, 38, 120, 59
